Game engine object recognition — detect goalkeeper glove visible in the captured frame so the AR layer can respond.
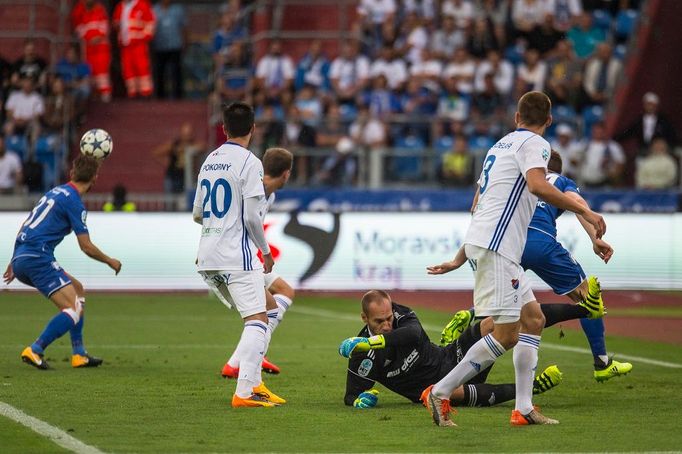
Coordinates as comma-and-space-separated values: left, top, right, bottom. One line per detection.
338, 335, 385, 358
353, 389, 379, 409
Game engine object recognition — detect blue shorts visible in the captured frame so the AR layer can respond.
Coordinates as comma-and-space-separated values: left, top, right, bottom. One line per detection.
521, 230, 586, 295
12, 255, 72, 298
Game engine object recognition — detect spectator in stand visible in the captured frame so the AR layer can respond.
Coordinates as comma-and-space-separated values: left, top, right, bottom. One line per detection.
616, 92, 677, 156
438, 77, 469, 122
71, 0, 111, 102
546, 0, 584, 32
551, 123, 585, 179
439, 134, 473, 186
295, 40, 330, 92
54, 44, 91, 118
567, 11, 606, 59
401, 78, 438, 119
400, 12, 429, 65
4, 75, 45, 141
517, 48, 547, 92
431, 16, 466, 60
329, 41, 370, 106
153, 122, 204, 193
467, 16, 499, 59
545, 39, 583, 107
512, 0, 547, 39
357, 0, 396, 49
635, 138, 678, 189
113, 0, 156, 98
11, 40, 47, 90
410, 49, 443, 90
350, 105, 387, 151
152, 0, 187, 99
442, 48, 476, 95
472, 72, 505, 121
404, 0, 437, 21
314, 136, 357, 187
365, 75, 401, 118
212, 11, 247, 64
579, 121, 626, 187
583, 42, 622, 105
103, 184, 137, 212
316, 103, 347, 148
528, 14, 566, 55
369, 45, 407, 91
0, 134, 23, 194
255, 40, 295, 103
215, 41, 250, 103
442, 0, 475, 30
295, 84, 323, 128
42, 78, 75, 135
473, 49, 514, 96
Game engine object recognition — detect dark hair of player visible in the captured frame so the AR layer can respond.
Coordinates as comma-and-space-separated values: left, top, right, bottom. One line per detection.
361, 290, 391, 314
222, 102, 254, 138
517, 91, 551, 127
71, 155, 100, 182
548, 149, 563, 174
263, 148, 293, 177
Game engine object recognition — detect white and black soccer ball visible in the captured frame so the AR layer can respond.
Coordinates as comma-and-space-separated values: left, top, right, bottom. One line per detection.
80, 128, 113, 159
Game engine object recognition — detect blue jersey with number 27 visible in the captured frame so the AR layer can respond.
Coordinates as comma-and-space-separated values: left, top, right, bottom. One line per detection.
12, 183, 89, 259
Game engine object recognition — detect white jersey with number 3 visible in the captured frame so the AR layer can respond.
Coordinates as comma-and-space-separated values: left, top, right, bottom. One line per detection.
464, 129, 551, 264
194, 142, 265, 272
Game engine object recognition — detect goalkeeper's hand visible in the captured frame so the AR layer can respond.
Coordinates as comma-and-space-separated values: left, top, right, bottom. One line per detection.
353, 389, 379, 409
338, 335, 385, 358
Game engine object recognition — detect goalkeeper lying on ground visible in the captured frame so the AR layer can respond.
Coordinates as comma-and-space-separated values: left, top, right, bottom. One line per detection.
340, 289, 601, 409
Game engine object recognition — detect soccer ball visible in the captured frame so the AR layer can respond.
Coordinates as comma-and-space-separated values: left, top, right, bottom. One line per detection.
80, 128, 113, 159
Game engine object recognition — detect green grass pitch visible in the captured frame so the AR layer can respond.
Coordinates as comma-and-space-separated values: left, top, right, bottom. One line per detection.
1, 292, 681, 453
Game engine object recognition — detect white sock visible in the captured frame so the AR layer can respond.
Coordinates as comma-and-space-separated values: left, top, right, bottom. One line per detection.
433, 334, 505, 399
598, 354, 609, 365
273, 294, 292, 329
266, 308, 280, 335
514, 333, 541, 414
234, 321, 268, 398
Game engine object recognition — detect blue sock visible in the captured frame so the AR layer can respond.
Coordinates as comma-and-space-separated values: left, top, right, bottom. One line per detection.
579, 317, 606, 359
32, 312, 77, 355
70, 314, 86, 356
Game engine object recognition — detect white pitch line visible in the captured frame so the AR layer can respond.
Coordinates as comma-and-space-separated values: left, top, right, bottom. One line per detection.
291, 306, 682, 369
0, 402, 105, 454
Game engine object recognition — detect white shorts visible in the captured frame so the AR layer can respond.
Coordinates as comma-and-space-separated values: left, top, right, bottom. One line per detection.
199, 270, 266, 318
263, 271, 280, 290
464, 244, 535, 323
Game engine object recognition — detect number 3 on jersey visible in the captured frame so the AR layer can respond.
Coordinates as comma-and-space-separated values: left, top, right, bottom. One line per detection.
201, 178, 232, 218
479, 155, 496, 194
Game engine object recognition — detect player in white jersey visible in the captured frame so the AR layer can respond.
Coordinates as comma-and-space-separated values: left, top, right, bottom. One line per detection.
221, 147, 296, 379
423, 92, 606, 427
193, 102, 283, 408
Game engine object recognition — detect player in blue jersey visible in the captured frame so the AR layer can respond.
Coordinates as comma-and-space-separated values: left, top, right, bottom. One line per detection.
520, 150, 632, 382
3, 155, 122, 370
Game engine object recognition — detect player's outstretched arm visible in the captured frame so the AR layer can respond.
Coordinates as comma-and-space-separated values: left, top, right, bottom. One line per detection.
76, 234, 122, 275
427, 245, 467, 275
566, 191, 614, 263
243, 196, 273, 273
526, 168, 606, 238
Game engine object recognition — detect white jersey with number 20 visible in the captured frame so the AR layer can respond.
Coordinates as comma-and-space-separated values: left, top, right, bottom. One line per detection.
464, 129, 551, 264
194, 142, 265, 272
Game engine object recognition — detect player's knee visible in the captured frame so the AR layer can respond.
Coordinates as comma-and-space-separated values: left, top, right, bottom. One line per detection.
70, 277, 85, 297
272, 279, 295, 300
493, 330, 518, 349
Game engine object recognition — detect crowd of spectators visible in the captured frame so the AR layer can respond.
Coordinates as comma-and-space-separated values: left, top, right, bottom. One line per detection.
212, 0, 679, 189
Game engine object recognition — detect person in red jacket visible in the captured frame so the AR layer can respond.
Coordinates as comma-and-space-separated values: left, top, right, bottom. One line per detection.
72, 0, 112, 102
113, 0, 156, 98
